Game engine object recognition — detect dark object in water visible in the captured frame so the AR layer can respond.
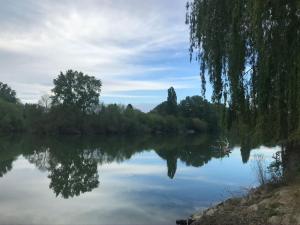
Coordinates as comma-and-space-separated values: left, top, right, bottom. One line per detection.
176, 219, 195, 225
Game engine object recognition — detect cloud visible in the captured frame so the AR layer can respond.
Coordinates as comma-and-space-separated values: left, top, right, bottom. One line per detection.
0, 0, 196, 105
102, 78, 192, 93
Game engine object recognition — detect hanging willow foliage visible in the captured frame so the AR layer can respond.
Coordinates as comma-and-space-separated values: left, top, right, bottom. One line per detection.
187, 0, 300, 140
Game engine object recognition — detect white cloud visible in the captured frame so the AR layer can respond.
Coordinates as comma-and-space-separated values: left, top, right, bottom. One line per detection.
103, 79, 191, 93
0, 0, 192, 103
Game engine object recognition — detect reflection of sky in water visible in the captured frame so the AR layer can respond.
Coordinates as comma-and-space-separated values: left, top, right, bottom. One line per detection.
0, 146, 279, 225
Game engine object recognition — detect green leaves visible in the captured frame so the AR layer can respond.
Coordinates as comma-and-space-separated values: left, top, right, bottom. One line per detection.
167, 87, 178, 115
187, 0, 300, 140
0, 82, 17, 103
52, 70, 102, 112
0, 99, 24, 132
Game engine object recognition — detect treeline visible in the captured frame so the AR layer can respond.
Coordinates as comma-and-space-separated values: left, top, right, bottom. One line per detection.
0, 70, 221, 135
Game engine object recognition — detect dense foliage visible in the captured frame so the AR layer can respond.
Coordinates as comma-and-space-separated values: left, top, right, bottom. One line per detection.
186, 0, 300, 142
0, 99, 23, 133
0, 71, 221, 135
152, 88, 220, 132
0, 82, 18, 103
52, 70, 102, 112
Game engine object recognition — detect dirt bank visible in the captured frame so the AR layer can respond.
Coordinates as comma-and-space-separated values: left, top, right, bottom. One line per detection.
188, 183, 300, 225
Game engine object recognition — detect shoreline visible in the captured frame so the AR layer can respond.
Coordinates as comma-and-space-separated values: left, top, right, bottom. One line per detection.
177, 182, 300, 225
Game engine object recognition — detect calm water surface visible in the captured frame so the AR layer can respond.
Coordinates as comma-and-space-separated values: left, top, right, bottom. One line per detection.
0, 135, 279, 225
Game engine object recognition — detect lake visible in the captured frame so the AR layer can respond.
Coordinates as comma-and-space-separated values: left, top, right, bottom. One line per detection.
0, 135, 279, 225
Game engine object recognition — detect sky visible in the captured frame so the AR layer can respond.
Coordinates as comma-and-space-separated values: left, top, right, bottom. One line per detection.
0, 0, 208, 111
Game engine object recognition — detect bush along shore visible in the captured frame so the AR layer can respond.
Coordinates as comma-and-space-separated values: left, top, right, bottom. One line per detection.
0, 72, 222, 136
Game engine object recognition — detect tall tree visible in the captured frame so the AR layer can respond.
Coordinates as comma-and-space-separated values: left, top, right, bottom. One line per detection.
51, 70, 102, 112
187, 0, 300, 140
167, 87, 178, 115
0, 82, 17, 103
38, 94, 51, 111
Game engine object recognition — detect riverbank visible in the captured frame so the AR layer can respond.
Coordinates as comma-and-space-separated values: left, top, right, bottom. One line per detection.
186, 182, 300, 225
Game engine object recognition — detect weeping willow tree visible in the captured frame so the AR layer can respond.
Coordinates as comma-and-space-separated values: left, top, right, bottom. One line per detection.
186, 0, 300, 142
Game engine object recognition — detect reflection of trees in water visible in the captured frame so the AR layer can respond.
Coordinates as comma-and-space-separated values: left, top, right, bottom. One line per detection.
29, 143, 102, 199
240, 146, 251, 164
27, 147, 50, 171
48, 153, 99, 199
0, 160, 13, 177
166, 157, 177, 179
1, 133, 296, 198
154, 135, 223, 179
0, 134, 240, 196
0, 136, 23, 177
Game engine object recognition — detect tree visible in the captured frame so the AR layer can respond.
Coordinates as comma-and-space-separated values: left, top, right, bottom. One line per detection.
23, 104, 47, 134
52, 70, 102, 112
153, 87, 178, 115
151, 102, 168, 115
0, 82, 17, 103
179, 96, 207, 118
0, 99, 24, 132
187, 0, 300, 140
38, 94, 51, 111
167, 87, 177, 115
126, 104, 134, 111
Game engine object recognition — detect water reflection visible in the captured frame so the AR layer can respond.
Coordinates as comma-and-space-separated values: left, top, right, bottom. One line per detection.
0, 134, 281, 225
0, 135, 237, 197
0, 134, 280, 200
48, 152, 99, 199
0, 159, 12, 178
